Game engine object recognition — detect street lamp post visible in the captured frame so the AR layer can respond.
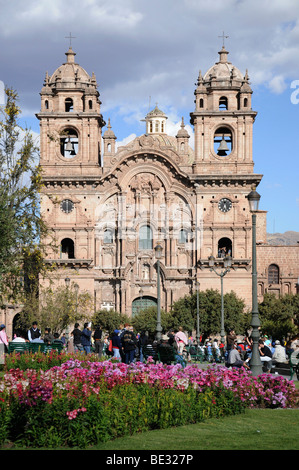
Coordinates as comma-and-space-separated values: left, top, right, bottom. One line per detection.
154, 243, 163, 341
247, 185, 263, 376
208, 255, 232, 345
196, 280, 200, 345
74, 283, 79, 316
139, 288, 144, 314
64, 277, 71, 343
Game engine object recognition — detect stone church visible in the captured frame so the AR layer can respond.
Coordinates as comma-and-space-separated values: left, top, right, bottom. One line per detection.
35, 44, 299, 317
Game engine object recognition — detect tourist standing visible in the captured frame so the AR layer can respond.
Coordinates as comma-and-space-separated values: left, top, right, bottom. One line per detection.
71, 323, 83, 353
0, 324, 9, 349
175, 327, 188, 354
121, 325, 137, 364
93, 325, 104, 358
81, 323, 92, 354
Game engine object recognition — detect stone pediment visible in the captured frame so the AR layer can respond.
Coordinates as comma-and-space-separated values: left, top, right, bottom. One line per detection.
117, 134, 172, 153
114, 133, 194, 166
100, 150, 194, 194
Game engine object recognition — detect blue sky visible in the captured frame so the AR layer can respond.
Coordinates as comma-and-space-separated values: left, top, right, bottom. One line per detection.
1, 0, 298, 234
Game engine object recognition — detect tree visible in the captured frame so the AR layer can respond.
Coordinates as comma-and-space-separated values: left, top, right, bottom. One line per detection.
258, 293, 298, 340
91, 310, 131, 334
0, 87, 51, 303
131, 306, 171, 335
17, 283, 93, 335
170, 289, 246, 340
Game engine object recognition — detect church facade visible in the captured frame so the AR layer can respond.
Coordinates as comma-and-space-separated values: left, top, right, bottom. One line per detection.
35, 45, 299, 317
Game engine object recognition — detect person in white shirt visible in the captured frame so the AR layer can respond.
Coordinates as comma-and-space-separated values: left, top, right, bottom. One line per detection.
12, 330, 26, 343
175, 327, 188, 354
272, 340, 288, 365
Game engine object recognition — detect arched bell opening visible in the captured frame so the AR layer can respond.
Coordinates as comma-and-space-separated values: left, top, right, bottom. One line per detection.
213, 126, 233, 157
60, 128, 79, 158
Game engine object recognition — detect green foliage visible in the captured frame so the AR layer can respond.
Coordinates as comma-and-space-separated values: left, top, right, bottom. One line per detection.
17, 283, 93, 334
4, 351, 102, 371
1, 382, 245, 448
131, 306, 171, 335
0, 87, 52, 303
91, 310, 131, 334
170, 289, 246, 338
258, 293, 299, 340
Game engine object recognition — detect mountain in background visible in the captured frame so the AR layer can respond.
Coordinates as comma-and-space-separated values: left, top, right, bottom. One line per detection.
267, 231, 299, 245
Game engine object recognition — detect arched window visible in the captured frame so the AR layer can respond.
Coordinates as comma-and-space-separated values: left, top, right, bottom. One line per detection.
65, 98, 73, 112
60, 128, 78, 158
218, 237, 232, 258
89, 100, 93, 110
139, 225, 153, 250
268, 264, 279, 284
244, 97, 248, 108
219, 96, 228, 110
155, 121, 159, 132
214, 126, 233, 157
45, 100, 49, 110
199, 98, 204, 108
61, 238, 75, 259
103, 229, 114, 244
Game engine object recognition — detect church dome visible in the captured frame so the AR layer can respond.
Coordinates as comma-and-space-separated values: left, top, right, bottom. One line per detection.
48, 47, 96, 88
203, 47, 244, 84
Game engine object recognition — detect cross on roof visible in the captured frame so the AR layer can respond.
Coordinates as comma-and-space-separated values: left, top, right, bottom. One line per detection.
218, 31, 229, 48
65, 32, 76, 47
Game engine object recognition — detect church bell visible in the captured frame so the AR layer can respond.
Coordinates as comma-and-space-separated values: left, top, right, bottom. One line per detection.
217, 135, 229, 155
65, 138, 75, 153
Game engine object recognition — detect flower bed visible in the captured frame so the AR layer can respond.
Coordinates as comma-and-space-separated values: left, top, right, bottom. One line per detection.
0, 358, 298, 448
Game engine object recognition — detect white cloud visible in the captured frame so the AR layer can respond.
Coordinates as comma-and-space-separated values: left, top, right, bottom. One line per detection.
2, 0, 299, 146
116, 133, 137, 149
0, 0, 143, 36
268, 75, 287, 94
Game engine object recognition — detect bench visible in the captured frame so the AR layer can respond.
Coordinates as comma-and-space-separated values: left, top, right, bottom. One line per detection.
142, 344, 158, 362
157, 345, 186, 368
270, 351, 299, 380
185, 346, 205, 362
8, 342, 64, 355
8, 342, 30, 354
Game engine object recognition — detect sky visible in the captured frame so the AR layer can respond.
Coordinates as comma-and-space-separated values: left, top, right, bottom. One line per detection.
0, 0, 298, 234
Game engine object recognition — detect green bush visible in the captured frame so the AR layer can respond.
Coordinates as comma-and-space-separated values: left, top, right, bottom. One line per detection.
1, 383, 245, 448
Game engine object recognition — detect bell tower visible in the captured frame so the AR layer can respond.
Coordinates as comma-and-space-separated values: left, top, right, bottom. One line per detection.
37, 46, 105, 178
190, 46, 257, 175
190, 47, 264, 299
37, 47, 106, 292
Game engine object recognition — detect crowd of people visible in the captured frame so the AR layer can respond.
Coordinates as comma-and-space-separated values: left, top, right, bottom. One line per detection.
0, 321, 70, 351
103, 324, 190, 365
225, 329, 299, 372
1, 320, 298, 374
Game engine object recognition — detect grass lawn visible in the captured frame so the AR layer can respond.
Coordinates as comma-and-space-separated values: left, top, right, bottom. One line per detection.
91, 408, 299, 451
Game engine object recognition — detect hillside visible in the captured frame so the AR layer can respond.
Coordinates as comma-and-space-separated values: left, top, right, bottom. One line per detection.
267, 231, 299, 246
